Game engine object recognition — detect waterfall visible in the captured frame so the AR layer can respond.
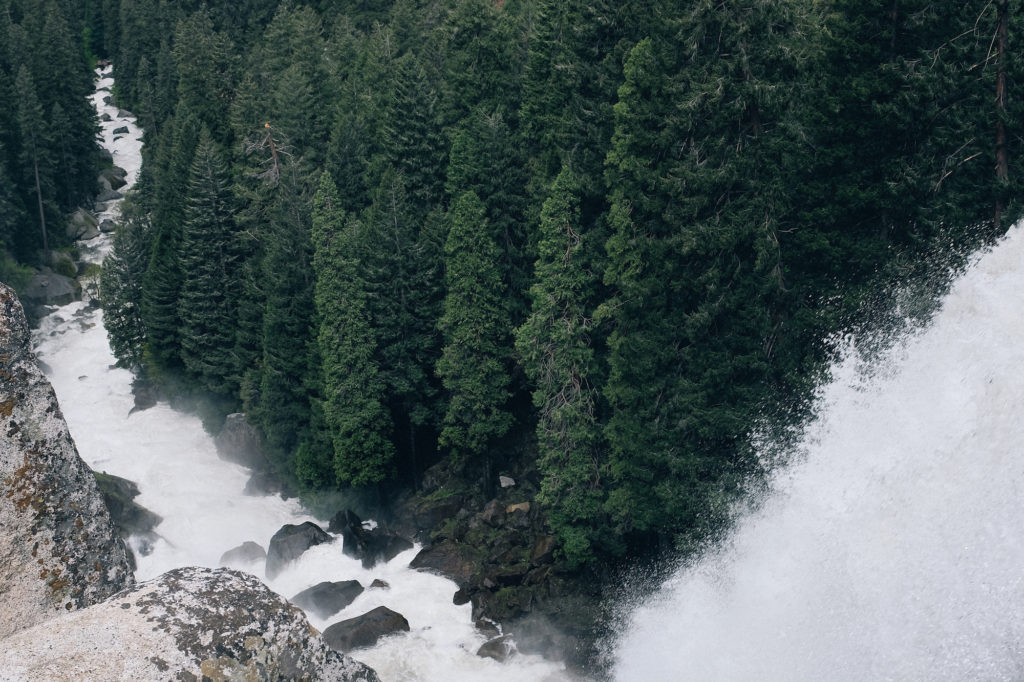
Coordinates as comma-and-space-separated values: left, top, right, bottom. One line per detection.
612, 224, 1024, 680
29, 66, 568, 682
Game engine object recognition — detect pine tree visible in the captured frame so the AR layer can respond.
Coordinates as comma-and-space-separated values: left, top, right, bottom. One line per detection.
362, 168, 445, 481
252, 161, 317, 460
100, 200, 151, 369
177, 128, 238, 397
447, 109, 532, 323
312, 171, 396, 486
142, 105, 201, 372
516, 167, 606, 566
437, 191, 513, 460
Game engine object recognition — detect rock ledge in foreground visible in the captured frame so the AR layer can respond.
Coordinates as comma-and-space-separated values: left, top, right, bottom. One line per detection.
0, 566, 380, 682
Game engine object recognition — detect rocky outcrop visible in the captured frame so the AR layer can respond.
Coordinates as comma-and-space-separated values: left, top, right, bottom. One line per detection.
330, 508, 413, 569
266, 521, 332, 579
66, 207, 100, 241
20, 269, 81, 319
97, 166, 127, 192
0, 566, 379, 681
0, 283, 133, 639
92, 471, 162, 539
322, 606, 410, 653
291, 580, 365, 620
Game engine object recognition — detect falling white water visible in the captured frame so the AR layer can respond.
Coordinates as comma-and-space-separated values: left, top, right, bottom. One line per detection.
613, 225, 1024, 680
29, 66, 568, 682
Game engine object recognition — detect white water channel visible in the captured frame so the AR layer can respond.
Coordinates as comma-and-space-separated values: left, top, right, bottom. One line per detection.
30, 66, 568, 682
613, 225, 1024, 679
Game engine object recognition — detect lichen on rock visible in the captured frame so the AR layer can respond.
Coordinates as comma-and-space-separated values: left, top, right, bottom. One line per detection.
0, 566, 380, 681
0, 282, 133, 639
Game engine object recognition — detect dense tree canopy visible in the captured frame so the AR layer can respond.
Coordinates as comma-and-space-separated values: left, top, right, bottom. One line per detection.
65, 0, 1024, 571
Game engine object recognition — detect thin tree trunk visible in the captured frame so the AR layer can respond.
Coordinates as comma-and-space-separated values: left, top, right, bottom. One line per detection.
995, 0, 1009, 225
33, 158, 48, 252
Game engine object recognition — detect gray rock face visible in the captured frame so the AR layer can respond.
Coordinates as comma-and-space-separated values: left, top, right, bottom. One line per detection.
266, 521, 332, 579
66, 207, 99, 240
214, 412, 273, 470
322, 606, 410, 653
20, 270, 81, 316
92, 471, 162, 539
0, 284, 134, 639
95, 188, 123, 203
219, 540, 267, 566
0, 566, 380, 681
291, 580, 365, 620
98, 166, 127, 190
477, 634, 514, 662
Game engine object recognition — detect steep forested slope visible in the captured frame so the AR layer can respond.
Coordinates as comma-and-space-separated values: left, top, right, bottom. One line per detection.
85, 0, 1021, 610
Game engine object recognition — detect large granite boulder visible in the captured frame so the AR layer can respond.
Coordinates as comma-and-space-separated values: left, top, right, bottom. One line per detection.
291, 580, 365, 620
20, 269, 81, 314
322, 606, 410, 653
266, 521, 332, 579
66, 207, 100, 241
0, 284, 134, 639
0, 566, 379, 681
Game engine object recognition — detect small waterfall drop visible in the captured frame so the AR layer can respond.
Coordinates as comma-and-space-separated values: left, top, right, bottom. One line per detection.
613, 224, 1024, 681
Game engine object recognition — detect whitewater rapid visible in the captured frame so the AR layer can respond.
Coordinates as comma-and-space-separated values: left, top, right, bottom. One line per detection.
613, 225, 1024, 680
30, 66, 568, 682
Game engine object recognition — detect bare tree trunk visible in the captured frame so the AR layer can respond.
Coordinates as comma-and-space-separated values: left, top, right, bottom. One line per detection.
995, 0, 1009, 226
32, 158, 48, 252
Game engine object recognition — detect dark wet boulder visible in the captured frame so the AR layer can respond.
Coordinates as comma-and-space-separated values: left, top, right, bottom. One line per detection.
291, 580, 364, 620
92, 470, 162, 538
329, 509, 413, 569
220, 541, 267, 567
266, 521, 332, 579
477, 635, 514, 662
111, 125, 129, 135
322, 606, 410, 653
410, 540, 477, 587
0, 567, 379, 681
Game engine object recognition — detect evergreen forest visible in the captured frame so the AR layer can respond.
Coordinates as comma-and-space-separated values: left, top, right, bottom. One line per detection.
2, 0, 1023, 609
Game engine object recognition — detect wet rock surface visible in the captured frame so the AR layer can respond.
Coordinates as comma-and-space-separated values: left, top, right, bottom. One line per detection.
330, 508, 413, 568
291, 580, 365, 620
266, 521, 332, 579
92, 470, 162, 539
214, 412, 273, 470
322, 605, 410, 653
0, 283, 133, 639
219, 540, 267, 566
0, 566, 380, 681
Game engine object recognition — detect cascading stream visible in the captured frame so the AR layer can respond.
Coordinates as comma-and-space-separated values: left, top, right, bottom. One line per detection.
30, 65, 568, 682
613, 224, 1024, 680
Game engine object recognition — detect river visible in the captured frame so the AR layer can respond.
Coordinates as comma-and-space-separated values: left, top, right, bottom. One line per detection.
31, 65, 568, 682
